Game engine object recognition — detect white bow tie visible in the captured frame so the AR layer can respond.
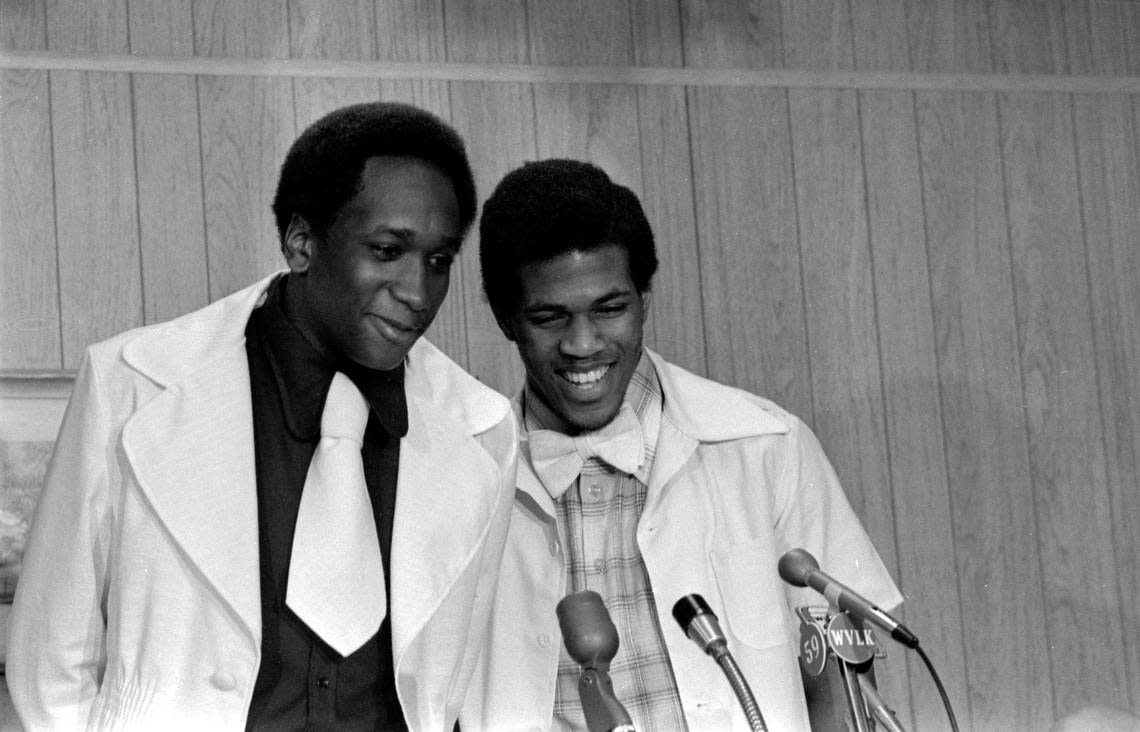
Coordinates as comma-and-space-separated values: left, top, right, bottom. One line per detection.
528, 403, 645, 500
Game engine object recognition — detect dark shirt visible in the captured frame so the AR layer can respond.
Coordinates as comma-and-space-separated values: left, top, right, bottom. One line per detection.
244, 275, 409, 731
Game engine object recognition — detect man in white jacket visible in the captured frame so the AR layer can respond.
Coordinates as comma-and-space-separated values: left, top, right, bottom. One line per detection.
8, 102, 516, 731
465, 159, 903, 731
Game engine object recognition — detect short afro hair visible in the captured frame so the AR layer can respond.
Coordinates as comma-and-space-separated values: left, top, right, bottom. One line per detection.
272, 102, 476, 246
479, 158, 658, 321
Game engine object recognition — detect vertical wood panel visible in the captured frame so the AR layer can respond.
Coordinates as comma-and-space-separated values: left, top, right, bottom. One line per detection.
782, 3, 909, 715
627, 2, 706, 374
905, 0, 993, 73
195, 1, 294, 299
685, 88, 811, 415
531, 82, 642, 187
679, 0, 784, 68
1000, 90, 1126, 717
680, 6, 809, 417
49, 71, 142, 365
1072, 90, 1140, 716
46, 0, 141, 367
851, 0, 911, 72
287, 0, 373, 61
1072, 2, 1140, 711
289, 1, 380, 129
46, 0, 126, 52
197, 78, 295, 298
129, 1, 209, 324
630, 85, 706, 374
859, 89, 966, 730
783, 0, 896, 561
917, 90, 1051, 732
291, 77, 384, 143
526, 0, 641, 184
780, 0, 854, 71
988, 0, 1070, 74
444, 2, 533, 394
524, 0, 629, 67
375, 1, 451, 114
289, 0, 381, 130
0, 0, 58, 369
191, 0, 290, 59
851, 4, 933, 727
0, 0, 47, 51
786, 84, 900, 684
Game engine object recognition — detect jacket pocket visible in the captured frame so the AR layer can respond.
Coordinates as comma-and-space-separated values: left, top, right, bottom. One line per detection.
709, 537, 793, 650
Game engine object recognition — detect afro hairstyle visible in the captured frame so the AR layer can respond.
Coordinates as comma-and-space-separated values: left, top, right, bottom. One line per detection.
271, 101, 476, 247
479, 158, 658, 322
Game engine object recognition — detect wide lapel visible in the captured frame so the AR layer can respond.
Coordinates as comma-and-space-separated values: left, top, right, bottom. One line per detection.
513, 397, 558, 524
644, 352, 699, 516
388, 391, 501, 664
643, 349, 789, 518
118, 277, 274, 641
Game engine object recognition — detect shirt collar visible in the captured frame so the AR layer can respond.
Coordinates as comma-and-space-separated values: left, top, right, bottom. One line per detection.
255, 275, 408, 441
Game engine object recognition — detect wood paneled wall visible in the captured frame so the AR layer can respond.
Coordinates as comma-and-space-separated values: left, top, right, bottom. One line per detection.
2, 1, 1138, 730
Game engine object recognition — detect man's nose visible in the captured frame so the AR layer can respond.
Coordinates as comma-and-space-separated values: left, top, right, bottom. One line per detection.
390, 258, 430, 312
560, 317, 603, 357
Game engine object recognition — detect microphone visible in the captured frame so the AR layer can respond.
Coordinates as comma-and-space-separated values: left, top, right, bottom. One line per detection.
672, 594, 767, 732
778, 548, 918, 649
555, 591, 635, 732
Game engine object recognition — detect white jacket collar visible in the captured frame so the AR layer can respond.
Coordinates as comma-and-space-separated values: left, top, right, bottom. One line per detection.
122, 272, 508, 437
646, 348, 789, 441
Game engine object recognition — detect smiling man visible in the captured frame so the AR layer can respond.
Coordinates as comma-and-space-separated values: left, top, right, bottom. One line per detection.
465, 159, 903, 731
8, 103, 517, 731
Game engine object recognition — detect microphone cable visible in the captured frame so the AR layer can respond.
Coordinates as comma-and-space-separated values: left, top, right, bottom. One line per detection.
914, 643, 959, 732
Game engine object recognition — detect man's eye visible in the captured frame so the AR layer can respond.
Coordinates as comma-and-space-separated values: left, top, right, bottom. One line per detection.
528, 314, 565, 328
597, 304, 627, 317
370, 244, 402, 260
428, 253, 455, 272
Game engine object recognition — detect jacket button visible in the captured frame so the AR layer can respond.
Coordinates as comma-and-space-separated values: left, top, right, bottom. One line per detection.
210, 672, 237, 691
538, 633, 552, 648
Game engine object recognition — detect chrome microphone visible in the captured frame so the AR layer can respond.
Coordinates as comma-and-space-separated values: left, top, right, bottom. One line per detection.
672, 594, 767, 732
778, 548, 918, 648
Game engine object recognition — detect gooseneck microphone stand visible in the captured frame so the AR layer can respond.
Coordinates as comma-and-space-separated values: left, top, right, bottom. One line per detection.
672, 594, 767, 732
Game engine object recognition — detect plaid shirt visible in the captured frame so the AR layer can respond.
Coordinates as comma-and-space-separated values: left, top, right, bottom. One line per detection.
524, 351, 688, 732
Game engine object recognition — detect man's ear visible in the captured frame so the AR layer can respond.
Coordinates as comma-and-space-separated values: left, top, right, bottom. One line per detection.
282, 214, 316, 273
640, 290, 652, 324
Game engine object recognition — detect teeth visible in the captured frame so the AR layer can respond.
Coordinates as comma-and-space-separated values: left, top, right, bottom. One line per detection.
562, 365, 609, 387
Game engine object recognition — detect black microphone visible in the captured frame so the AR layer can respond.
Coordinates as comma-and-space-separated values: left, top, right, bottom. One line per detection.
778, 548, 919, 649
672, 594, 767, 732
556, 591, 635, 732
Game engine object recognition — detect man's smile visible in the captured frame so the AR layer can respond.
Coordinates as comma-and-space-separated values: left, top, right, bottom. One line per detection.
371, 314, 422, 346
558, 364, 612, 391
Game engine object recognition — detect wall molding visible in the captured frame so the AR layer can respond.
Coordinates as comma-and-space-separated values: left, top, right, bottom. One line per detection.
0, 371, 76, 400
3, 50, 1140, 94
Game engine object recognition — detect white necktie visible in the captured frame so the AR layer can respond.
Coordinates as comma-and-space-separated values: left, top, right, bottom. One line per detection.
286, 372, 386, 657
527, 403, 645, 500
